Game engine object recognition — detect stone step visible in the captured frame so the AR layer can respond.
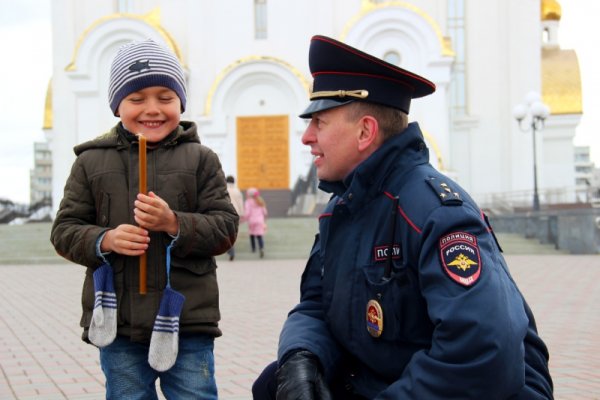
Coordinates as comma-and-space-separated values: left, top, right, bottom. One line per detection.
494, 232, 568, 255
256, 189, 291, 218
0, 219, 567, 266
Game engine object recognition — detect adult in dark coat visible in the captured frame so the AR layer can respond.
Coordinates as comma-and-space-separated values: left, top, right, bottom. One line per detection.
252, 35, 553, 400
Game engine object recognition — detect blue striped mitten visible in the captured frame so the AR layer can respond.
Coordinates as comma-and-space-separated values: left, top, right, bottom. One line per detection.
88, 263, 117, 347
148, 287, 185, 371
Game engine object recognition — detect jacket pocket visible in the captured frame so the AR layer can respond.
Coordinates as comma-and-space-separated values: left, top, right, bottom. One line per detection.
170, 256, 216, 276
96, 192, 110, 227
169, 256, 218, 296
169, 256, 220, 322
178, 191, 191, 212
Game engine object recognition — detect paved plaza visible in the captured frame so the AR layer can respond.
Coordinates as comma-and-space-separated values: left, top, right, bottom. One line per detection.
1, 254, 599, 399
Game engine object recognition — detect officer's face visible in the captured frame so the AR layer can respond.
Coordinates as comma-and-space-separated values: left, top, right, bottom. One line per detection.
302, 105, 364, 181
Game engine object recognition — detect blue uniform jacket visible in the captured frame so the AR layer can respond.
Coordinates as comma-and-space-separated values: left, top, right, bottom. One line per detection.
278, 123, 553, 399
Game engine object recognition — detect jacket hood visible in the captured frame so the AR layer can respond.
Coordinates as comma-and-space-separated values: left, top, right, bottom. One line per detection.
74, 120, 200, 156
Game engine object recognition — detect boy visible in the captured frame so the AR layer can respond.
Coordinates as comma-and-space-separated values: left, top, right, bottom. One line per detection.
50, 39, 238, 399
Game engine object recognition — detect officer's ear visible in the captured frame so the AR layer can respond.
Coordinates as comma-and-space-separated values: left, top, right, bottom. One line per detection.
357, 115, 379, 152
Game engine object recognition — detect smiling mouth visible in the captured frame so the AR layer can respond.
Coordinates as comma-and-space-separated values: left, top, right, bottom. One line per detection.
140, 121, 163, 128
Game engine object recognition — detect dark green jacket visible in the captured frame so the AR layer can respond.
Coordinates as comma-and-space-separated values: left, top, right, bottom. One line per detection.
50, 122, 239, 343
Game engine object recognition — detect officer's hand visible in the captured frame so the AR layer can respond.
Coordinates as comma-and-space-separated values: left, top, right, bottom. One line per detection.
276, 350, 332, 400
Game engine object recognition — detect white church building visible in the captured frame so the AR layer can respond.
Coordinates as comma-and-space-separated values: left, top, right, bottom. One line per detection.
43, 0, 581, 216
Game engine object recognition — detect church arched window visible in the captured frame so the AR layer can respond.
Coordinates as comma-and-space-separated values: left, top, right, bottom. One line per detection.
383, 50, 401, 66
255, 0, 268, 39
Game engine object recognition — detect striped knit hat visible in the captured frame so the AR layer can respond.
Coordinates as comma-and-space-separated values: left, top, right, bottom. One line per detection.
108, 39, 187, 116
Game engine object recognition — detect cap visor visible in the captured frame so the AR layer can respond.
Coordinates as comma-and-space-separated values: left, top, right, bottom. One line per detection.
298, 99, 354, 118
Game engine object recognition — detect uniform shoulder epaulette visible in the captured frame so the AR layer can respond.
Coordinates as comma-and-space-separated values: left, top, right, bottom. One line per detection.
426, 177, 463, 206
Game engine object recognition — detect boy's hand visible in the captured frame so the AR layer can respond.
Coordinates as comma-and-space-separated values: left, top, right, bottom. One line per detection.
101, 224, 149, 255
134, 191, 179, 235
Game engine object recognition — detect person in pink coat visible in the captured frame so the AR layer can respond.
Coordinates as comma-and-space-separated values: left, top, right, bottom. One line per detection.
243, 188, 268, 258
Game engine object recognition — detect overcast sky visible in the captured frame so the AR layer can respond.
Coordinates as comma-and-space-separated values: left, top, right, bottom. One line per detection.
0, 0, 598, 204
0, 0, 52, 204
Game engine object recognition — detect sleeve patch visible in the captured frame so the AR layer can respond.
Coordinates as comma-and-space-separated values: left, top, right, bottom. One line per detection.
439, 232, 481, 287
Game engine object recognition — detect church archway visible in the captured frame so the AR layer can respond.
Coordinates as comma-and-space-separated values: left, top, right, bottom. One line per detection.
64, 10, 184, 142
341, 2, 454, 171
199, 57, 309, 189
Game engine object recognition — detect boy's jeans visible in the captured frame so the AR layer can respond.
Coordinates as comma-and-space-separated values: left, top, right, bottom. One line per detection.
99, 334, 217, 399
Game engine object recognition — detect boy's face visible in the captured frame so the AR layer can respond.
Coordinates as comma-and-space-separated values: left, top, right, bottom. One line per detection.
118, 86, 181, 143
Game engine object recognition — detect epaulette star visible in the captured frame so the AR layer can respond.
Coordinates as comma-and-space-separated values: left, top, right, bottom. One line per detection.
426, 177, 463, 206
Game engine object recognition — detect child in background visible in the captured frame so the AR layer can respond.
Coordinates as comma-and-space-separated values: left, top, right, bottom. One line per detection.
50, 39, 238, 399
244, 188, 268, 258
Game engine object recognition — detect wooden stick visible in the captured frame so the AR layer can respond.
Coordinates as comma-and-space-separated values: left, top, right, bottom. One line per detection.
138, 134, 147, 295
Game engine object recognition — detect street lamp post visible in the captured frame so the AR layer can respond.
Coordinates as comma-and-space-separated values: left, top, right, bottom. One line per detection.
513, 91, 551, 212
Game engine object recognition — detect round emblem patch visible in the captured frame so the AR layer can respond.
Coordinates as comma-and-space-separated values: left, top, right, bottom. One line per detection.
439, 232, 482, 287
366, 299, 384, 338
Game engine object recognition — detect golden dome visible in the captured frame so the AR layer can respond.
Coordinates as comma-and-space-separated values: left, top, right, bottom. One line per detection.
541, 0, 561, 21
542, 48, 582, 115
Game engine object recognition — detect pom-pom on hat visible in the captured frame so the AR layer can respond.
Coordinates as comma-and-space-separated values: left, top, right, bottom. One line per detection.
299, 35, 436, 118
108, 38, 187, 116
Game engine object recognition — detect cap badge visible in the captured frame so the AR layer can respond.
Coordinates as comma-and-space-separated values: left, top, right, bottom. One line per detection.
310, 89, 369, 100
366, 299, 384, 338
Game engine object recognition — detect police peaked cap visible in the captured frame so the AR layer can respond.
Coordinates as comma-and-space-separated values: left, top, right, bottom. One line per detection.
299, 35, 436, 118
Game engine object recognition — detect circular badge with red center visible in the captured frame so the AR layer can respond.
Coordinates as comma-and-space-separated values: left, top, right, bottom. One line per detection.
366, 299, 384, 338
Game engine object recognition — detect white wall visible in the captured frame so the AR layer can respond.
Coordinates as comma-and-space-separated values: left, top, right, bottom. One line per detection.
49, 0, 579, 214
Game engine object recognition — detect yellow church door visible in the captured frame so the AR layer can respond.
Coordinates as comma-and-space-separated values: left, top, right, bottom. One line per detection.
236, 115, 289, 190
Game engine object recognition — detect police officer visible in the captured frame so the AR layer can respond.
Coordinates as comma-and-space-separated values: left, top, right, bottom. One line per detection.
252, 35, 553, 399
